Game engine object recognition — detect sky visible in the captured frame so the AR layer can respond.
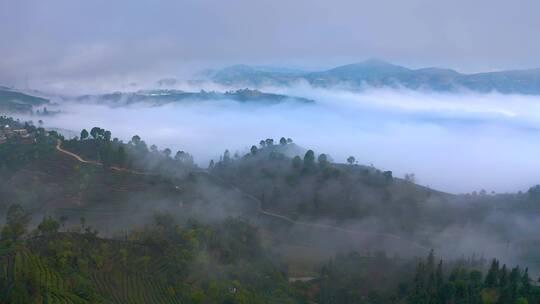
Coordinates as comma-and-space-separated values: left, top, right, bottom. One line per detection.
1, 0, 540, 89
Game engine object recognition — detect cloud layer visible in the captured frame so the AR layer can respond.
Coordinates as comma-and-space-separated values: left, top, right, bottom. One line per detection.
32, 86, 540, 194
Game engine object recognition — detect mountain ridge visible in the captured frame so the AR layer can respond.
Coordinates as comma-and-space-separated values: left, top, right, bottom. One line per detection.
197, 59, 540, 94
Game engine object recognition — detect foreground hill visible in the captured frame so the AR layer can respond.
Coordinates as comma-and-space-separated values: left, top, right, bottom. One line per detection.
3, 116, 540, 302
199, 59, 540, 95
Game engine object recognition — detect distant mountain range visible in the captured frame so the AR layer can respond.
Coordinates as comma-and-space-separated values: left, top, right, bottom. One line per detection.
194, 59, 540, 95
77, 88, 314, 106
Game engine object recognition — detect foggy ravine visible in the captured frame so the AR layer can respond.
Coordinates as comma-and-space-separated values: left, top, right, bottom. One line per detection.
31, 86, 540, 194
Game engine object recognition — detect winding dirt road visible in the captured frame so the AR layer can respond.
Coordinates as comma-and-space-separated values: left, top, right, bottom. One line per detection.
204, 172, 430, 252
56, 140, 148, 175
56, 140, 101, 165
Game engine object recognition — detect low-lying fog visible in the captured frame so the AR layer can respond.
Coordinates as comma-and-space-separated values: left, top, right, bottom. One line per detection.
36, 86, 540, 194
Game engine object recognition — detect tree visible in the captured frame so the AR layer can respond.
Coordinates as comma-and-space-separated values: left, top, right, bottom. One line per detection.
209, 159, 215, 169
250, 145, 258, 155
223, 150, 231, 162
286, 138, 293, 144
303, 150, 315, 170
382, 171, 393, 182
259, 140, 266, 148
347, 156, 356, 165
80, 216, 86, 229
292, 156, 302, 169
80, 129, 89, 140
318, 153, 328, 168
37, 216, 60, 235
485, 259, 499, 287
279, 137, 287, 145
265, 138, 274, 146
435, 260, 444, 294
527, 185, 540, 200
103, 130, 112, 141
116, 146, 127, 166
131, 135, 141, 145
163, 148, 172, 158
175, 151, 194, 166
1, 204, 30, 243
90, 127, 101, 139
405, 173, 416, 183
100, 143, 114, 167
499, 264, 508, 288
521, 268, 531, 294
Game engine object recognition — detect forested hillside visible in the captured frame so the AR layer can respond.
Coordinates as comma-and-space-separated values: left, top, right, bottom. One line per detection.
2, 115, 540, 303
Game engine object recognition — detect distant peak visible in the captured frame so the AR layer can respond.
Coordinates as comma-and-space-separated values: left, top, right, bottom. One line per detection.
415, 67, 460, 75
358, 58, 393, 66
222, 64, 255, 72
325, 59, 410, 74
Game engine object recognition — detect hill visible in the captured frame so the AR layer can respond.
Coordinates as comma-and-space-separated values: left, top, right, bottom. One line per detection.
0, 88, 49, 114
3, 116, 540, 302
200, 59, 540, 95
77, 88, 313, 106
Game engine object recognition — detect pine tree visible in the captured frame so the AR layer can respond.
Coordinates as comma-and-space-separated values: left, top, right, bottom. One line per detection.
499, 264, 508, 288
521, 268, 531, 295
485, 259, 499, 287
435, 260, 445, 303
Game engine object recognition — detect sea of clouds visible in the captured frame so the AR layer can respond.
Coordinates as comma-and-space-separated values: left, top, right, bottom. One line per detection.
34, 85, 540, 194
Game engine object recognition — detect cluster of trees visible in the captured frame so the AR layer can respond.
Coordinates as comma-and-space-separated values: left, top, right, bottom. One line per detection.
0, 204, 29, 247
527, 185, 540, 201
291, 149, 332, 173
405, 251, 535, 304
80, 127, 111, 142
214, 137, 295, 168
211, 138, 404, 221
64, 128, 195, 173
257, 137, 293, 149
67, 127, 126, 167
313, 250, 539, 304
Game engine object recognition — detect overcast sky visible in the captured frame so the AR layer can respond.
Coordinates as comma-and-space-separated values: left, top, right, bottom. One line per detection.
1, 0, 540, 89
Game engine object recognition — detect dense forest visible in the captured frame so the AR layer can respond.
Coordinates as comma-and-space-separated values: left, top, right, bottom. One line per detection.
1, 115, 540, 303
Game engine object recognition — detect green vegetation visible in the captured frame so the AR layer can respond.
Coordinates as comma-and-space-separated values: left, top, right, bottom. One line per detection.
62, 128, 195, 173
0, 209, 298, 303
2, 115, 540, 303
0, 89, 49, 114
2, 207, 540, 303
76, 88, 314, 106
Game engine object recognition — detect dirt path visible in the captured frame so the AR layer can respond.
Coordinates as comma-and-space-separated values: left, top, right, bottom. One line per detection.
56, 140, 148, 175
56, 140, 101, 165
204, 172, 431, 252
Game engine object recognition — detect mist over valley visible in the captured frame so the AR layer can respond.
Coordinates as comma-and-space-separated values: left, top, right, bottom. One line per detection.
2, 1, 540, 303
